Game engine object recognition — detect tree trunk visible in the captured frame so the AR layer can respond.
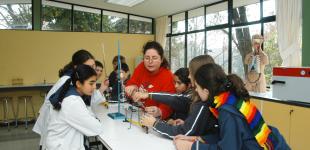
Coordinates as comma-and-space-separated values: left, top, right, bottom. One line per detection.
232, 6, 253, 75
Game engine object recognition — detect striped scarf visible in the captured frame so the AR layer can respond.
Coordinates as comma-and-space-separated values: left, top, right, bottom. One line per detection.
209, 92, 278, 150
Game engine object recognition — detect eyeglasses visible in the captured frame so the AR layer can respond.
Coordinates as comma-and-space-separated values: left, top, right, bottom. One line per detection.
143, 57, 160, 62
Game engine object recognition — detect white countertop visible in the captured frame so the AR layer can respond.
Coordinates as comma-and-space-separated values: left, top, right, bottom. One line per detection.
93, 103, 175, 150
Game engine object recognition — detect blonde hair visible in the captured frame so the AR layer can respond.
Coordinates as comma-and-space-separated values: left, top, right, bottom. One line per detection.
189, 55, 215, 103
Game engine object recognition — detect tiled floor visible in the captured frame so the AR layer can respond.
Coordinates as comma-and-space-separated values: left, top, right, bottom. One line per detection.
0, 123, 40, 150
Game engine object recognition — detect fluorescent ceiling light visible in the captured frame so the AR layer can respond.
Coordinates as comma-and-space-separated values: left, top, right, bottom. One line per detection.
106, 0, 144, 7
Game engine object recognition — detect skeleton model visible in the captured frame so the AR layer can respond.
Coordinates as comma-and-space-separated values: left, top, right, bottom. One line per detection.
244, 34, 269, 93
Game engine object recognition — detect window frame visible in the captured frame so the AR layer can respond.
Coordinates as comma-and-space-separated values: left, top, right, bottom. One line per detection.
166, 0, 276, 75
1, 0, 154, 35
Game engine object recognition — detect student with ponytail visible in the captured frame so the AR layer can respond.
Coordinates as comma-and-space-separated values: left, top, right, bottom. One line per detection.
46, 65, 104, 150
174, 64, 290, 150
33, 49, 108, 149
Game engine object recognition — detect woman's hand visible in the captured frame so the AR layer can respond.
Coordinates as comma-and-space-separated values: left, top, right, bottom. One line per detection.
140, 114, 156, 127
145, 106, 162, 117
132, 92, 149, 102
125, 85, 138, 96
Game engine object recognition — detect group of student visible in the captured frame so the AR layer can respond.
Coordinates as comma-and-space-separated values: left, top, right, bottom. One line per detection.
32, 40, 290, 150
124, 41, 290, 150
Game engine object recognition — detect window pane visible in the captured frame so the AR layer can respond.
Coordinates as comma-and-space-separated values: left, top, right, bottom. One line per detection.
263, 0, 275, 17
264, 22, 281, 85
187, 32, 205, 65
0, 3, 32, 29
171, 35, 185, 72
233, 0, 260, 24
207, 29, 229, 73
232, 24, 261, 79
41, 1, 71, 31
172, 13, 185, 34
206, 2, 228, 27
167, 16, 171, 34
188, 7, 204, 31
73, 6, 101, 32
129, 15, 152, 34
164, 37, 170, 63
102, 11, 127, 33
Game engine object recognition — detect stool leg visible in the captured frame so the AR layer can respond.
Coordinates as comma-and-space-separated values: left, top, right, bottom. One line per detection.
15, 100, 19, 127
24, 98, 28, 129
2, 100, 5, 123
30, 99, 36, 119
10, 99, 17, 128
5, 99, 10, 131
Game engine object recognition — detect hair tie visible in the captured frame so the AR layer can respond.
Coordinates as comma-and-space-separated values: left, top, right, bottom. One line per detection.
224, 79, 232, 90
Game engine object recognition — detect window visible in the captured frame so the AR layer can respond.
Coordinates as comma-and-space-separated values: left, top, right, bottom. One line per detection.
167, 16, 171, 34
172, 13, 185, 34
263, 0, 275, 17
73, 6, 101, 32
206, 2, 228, 27
41, 0, 71, 31
207, 29, 229, 72
166, 0, 277, 83
164, 37, 170, 63
264, 22, 281, 85
171, 35, 185, 72
188, 7, 204, 31
231, 24, 261, 79
129, 15, 152, 34
187, 32, 205, 65
102, 10, 127, 33
233, 0, 260, 24
0, 0, 32, 29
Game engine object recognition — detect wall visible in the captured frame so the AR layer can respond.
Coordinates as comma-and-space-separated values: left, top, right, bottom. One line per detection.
0, 30, 154, 85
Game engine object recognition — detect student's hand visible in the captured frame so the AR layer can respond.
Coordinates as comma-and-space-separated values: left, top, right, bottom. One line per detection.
167, 119, 184, 126
145, 106, 162, 117
140, 114, 156, 127
173, 138, 194, 150
174, 119, 185, 125
132, 92, 149, 102
167, 119, 176, 125
174, 135, 197, 142
125, 85, 138, 96
99, 79, 109, 93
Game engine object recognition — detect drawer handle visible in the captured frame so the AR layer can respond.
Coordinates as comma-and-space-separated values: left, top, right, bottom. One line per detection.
271, 80, 286, 85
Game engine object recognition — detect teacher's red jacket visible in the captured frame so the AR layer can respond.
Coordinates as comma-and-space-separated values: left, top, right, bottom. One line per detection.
126, 62, 176, 119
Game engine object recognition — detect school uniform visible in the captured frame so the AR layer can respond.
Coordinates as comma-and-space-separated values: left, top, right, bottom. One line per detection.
152, 101, 218, 139
33, 75, 70, 147
191, 92, 290, 150
45, 86, 104, 150
33, 70, 106, 148
149, 89, 192, 120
